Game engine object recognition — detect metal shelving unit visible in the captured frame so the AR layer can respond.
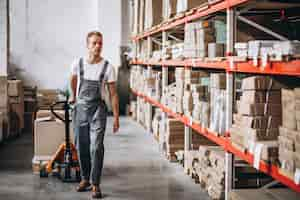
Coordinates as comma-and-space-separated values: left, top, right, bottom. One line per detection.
130, 0, 300, 199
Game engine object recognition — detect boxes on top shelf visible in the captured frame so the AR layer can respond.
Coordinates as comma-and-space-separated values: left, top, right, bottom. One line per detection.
163, 0, 177, 21
144, 0, 163, 30
177, 0, 208, 14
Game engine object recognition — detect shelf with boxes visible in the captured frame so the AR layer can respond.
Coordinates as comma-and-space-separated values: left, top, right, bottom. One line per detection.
129, 64, 300, 194
130, 0, 300, 199
131, 88, 300, 193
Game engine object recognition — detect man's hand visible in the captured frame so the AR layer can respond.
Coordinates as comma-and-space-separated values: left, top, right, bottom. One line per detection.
68, 96, 76, 105
108, 82, 120, 134
70, 75, 77, 104
113, 118, 119, 133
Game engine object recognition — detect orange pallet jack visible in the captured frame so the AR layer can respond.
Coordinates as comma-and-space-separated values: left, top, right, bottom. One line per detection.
40, 99, 81, 182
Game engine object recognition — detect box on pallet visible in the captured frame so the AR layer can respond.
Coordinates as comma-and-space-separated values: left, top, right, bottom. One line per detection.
34, 117, 74, 158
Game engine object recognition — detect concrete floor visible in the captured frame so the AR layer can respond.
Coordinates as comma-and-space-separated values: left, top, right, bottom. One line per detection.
0, 117, 210, 200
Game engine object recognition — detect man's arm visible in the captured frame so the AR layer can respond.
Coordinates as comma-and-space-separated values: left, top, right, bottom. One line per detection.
70, 75, 77, 103
108, 82, 119, 133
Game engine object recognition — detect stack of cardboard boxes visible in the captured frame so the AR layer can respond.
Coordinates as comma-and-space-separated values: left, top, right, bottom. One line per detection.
184, 20, 215, 58
165, 118, 216, 161
175, 68, 185, 113
165, 118, 185, 161
209, 73, 226, 135
0, 76, 8, 141
230, 76, 284, 165
279, 88, 300, 179
144, 0, 163, 30
183, 69, 208, 118
177, 0, 207, 14
161, 83, 177, 113
32, 110, 74, 173
162, 0, 177, 21
190, 77, 210, 126
152, 108, 162, 142
8, 80, 24, 137
194, 146, 225, 200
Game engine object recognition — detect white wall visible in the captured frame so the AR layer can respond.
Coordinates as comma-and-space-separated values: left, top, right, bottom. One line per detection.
9, 0, 130, 89
98, 0, 122, 67
0, 0, 8, 76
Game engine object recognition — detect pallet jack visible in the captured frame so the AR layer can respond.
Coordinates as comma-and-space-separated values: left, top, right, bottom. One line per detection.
39, 95, 81, 182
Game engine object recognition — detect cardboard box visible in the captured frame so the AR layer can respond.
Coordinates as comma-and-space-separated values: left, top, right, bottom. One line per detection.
256, 141, 278, 162
208, 43, 225, 58
278, 135, 295, 152
132, 0, 140, 34
241, 76, 284, 90
145, 0, 163, 29
34, 119, 74, 157
163, 0, 177, 20
294, 152, 300, 168
8, 80, 23, 97
279, 148, 295, 173
295, 88, 300, 100
234, 114, 281, 129
282, 110, 297, 130
0, 76, 8, 108
210, 73, 226, 89
177, 0, 208, 13
237, 101, 281, 116
241, 90, 281, 104
279, 126, 298, 141
139, 0, 145, 33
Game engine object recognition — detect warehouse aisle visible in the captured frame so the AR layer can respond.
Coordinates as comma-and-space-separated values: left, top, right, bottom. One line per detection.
0, 117, 209, 200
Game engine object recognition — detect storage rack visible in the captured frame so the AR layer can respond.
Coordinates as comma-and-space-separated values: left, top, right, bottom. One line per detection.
130, 1, 300, 199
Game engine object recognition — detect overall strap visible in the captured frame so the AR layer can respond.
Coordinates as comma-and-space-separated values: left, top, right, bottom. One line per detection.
99, 60, 109, 83
78, 57, 84, 95
79, 57, 84, 81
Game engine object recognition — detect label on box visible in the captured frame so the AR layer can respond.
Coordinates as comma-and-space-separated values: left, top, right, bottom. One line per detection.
254, 143, 264, 170
295, 168, 300, 185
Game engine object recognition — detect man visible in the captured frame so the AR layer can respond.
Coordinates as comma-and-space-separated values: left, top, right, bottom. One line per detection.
70, 31, 119, 199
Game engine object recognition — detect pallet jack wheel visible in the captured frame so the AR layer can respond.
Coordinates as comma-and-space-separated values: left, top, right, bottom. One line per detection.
39, 166, 49, 178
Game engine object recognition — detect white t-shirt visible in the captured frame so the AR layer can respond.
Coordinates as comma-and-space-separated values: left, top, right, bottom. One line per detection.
71, 57, 116, 97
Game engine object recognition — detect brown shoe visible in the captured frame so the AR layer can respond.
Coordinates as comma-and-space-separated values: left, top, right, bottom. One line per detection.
76, 180, 91, 192
91, 185, 102, 199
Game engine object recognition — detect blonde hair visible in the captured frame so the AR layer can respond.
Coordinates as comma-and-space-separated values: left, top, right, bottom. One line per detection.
86, 31, 103, 44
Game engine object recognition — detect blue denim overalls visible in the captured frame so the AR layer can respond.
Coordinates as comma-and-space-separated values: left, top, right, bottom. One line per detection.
74, 58, 108, 185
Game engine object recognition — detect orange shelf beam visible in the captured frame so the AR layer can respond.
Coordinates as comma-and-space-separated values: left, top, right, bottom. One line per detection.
131, 59, 300, 76
229, 60, 300, 76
